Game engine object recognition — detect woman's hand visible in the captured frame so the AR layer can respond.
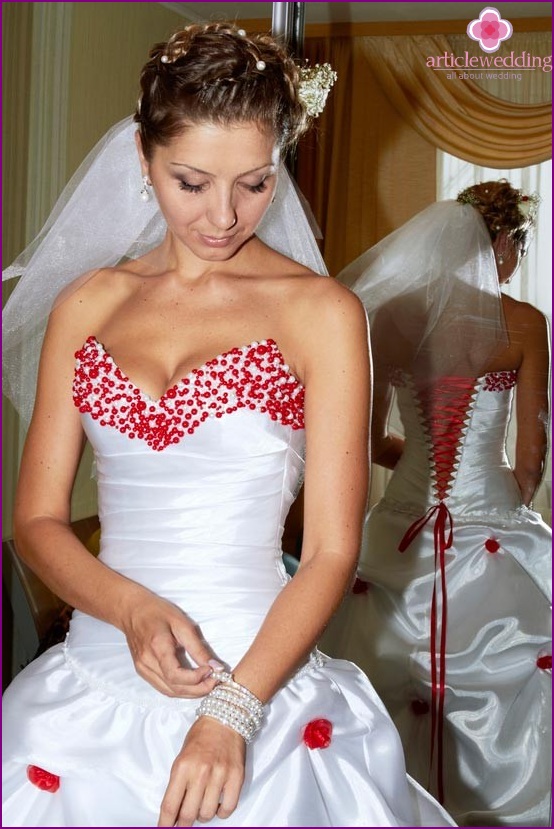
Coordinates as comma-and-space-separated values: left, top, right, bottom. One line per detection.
122, 593, 224, 698
158, 717, 246, 827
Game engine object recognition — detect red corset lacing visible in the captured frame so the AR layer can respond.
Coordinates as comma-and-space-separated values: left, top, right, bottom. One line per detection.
398, 377, 476, 804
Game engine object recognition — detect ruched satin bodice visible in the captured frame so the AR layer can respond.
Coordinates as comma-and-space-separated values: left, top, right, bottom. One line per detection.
75, 407, 304, 665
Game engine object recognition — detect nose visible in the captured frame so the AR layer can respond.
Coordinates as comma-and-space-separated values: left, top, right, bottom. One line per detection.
207, 188, 238, 231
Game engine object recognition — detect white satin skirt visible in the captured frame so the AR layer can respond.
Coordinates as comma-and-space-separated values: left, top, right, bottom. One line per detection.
2, 635, 455, 827
321, 502, 552, 827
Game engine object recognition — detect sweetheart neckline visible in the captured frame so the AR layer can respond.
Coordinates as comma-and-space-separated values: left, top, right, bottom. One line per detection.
80, 336, 302, 404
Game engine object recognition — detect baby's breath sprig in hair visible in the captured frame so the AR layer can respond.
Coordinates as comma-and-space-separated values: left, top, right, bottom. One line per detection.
298, 62, 337, 117
456, 188, 480, 207
517, 191, 540, 224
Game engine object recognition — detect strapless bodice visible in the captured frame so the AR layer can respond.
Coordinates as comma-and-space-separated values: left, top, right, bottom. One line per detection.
70, 336, 305, 670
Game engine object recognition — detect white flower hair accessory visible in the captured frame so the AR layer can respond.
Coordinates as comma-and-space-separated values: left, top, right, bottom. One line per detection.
517, 191, 540, 223
298, 62, 337, 117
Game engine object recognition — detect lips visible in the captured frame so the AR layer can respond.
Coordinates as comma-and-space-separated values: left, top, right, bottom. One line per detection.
198, 232, 237, 248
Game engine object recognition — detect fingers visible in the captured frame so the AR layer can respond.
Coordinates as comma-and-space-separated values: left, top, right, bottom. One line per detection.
182, 624, 222, 670
159, 767, 243, 826
216, 771, 243, 819
136, 660, 218, 698
158, 765, 190, 827
127, 607, 226, 696
158, 719, 246, 826
196, 767, 226, 823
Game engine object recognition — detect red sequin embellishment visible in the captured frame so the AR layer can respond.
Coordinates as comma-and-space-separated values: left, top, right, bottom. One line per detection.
485, 538, 500, 553
27, 765, 60, 793
411, 699, 430, 716
303, 718, 333, 749
483, 370, 517, 392
352, 577, 370, 594
73, 338, 304, 451
537, 655, 552, 670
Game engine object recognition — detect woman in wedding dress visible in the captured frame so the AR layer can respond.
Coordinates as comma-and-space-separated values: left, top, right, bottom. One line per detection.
322, 180, 551, 827
2, 23, 453, 828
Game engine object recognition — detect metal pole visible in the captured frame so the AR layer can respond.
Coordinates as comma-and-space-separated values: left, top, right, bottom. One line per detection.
271, 2, 294, 43
290, 3, 306, 58
271, 2, 305, 58
272, 3, 306, 177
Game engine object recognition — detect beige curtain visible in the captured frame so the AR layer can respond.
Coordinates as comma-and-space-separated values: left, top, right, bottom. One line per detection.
296, 37, 436, 276
359, 35, 551, 168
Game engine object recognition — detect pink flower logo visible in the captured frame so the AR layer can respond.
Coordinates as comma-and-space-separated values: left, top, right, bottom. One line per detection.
467, 7, 513, 53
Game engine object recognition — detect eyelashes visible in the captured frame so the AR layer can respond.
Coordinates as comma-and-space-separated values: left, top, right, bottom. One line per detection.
178, 179, 269, 195
248, 180, 268, 193
179, 180, 205, 194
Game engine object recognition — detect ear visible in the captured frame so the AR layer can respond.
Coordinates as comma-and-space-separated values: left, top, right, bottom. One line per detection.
134, 130, 149, 177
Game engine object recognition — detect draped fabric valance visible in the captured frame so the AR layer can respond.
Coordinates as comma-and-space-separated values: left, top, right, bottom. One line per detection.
359, 35, 552, 168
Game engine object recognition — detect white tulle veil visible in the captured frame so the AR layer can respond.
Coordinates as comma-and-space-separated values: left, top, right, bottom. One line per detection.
2, 116, 327, 426
338, 200, 508, 385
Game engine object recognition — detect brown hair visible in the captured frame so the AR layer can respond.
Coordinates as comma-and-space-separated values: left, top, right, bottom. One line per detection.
457, 179, 533, 251
134, 23, 309, 160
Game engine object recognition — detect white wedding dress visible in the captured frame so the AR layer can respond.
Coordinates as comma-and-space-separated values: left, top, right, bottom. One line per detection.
321, 369, 552, 827
2, 337, 454, 828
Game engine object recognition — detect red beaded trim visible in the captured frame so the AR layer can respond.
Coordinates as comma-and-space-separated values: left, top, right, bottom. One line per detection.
390, 367, 517, 392
483, 370, 517, 392
73, 337, 304, 451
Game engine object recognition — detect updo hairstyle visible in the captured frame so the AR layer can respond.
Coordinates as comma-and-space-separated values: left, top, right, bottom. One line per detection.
135, 23, 309, 160
458, 179, 532, 252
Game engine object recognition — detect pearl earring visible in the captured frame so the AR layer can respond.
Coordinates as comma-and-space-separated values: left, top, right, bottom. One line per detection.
140, 175, 152, 202
498, 255, 504, 265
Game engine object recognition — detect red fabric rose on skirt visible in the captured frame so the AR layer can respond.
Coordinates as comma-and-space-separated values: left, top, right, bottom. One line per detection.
27, 765, 60, 793
303, 718, 333, 749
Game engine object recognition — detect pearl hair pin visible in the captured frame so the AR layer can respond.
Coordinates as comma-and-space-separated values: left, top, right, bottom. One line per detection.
256, 60, 266, 70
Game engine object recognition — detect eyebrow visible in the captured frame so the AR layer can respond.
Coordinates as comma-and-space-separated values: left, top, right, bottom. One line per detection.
169, 162, 275, 176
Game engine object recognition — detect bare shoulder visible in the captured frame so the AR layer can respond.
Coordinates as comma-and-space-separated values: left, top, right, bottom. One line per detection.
48, 264, 138, 345
278, 274, 369, 382
502, 295, 550, 354
285, 270, 367, 324
255, 240, 367, 332
503, 294, 549, 331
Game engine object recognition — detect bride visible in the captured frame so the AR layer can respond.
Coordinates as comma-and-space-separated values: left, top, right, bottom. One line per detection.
2, 22, 454, 828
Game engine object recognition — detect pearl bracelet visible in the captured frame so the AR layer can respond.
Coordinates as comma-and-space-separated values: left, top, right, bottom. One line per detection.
196, 671, 265, 743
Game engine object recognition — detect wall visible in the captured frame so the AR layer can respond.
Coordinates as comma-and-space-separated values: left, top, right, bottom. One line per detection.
2, 0, 188, 680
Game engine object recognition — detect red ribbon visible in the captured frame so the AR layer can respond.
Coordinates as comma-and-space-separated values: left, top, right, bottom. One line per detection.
399, 501, 453, 804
